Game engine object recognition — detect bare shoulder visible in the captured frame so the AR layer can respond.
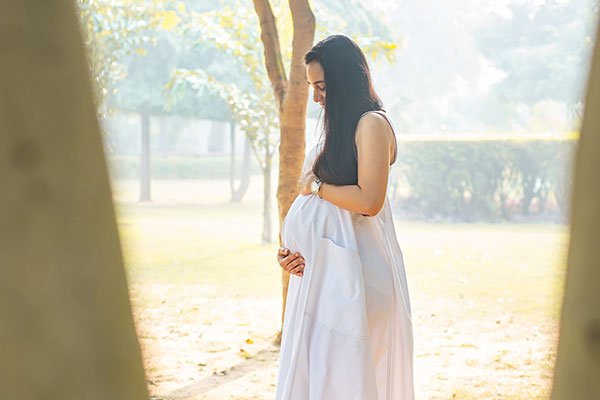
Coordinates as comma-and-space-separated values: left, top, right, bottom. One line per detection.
355, 112, 393, 145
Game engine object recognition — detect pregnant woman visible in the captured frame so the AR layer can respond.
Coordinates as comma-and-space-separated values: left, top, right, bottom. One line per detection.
275, 34, 414, 399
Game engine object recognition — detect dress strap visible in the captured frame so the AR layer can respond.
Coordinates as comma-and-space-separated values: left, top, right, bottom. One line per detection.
359, 109, 395, 134
358, 109, 398, 165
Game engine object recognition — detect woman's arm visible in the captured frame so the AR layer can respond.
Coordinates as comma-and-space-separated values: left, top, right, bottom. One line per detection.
311, 113, 394, 217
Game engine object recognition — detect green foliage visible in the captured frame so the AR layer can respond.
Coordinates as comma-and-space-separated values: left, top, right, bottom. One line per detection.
110, 34, 233, 120
165, 0, 401, 171
475, 0, 597, 107
78, 0, 236, 166
165, 3, 279, 171
397, 136, 576, 221
77, 0, 170, 118
313, 0, 401, 63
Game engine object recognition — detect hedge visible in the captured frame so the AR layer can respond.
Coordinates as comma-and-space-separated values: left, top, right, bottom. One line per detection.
109, 135, 577, 222
394, 135, 577, 221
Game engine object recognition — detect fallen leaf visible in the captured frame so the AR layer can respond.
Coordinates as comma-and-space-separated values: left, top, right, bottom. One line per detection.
239, 348, 254, 359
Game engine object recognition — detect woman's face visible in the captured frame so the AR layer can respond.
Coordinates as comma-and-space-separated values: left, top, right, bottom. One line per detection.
306, 61, 326, 107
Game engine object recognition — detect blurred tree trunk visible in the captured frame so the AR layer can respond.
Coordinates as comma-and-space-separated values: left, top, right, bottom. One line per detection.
140, 112, 151, 201
252, 0, 315, 344
0, 0, 148, 398
208, 119, 226, 152
552, 23, 600, 399
263, 148, 273, 243
230, 122, 251, 202
158, 116, 168, 156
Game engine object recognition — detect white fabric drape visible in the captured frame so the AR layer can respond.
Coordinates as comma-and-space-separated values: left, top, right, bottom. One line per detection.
276, 139, 414, 400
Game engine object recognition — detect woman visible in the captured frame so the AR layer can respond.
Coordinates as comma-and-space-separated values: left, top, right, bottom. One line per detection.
275, 34, 414, 399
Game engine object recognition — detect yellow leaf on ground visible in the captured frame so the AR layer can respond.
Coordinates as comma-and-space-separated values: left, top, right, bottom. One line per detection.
239, 348, 254, 359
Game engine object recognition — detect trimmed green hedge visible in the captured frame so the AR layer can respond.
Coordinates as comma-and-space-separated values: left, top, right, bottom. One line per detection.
395, 136, 576, 221
109, 136, 576, 222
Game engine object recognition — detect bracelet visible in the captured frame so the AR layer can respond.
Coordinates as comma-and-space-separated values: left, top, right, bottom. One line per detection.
311, 177, 322, 197
316, 178, 323, 198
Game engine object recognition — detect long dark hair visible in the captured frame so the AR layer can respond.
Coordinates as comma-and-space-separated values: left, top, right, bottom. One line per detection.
304, 34, 383, 185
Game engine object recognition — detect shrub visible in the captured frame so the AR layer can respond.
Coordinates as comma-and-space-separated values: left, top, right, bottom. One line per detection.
395, 135, 576, 222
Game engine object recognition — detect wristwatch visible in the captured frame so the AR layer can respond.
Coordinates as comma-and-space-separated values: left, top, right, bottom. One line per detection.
310, 177, 322, 197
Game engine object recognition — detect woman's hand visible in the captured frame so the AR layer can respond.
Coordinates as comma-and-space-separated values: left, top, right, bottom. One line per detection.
277, 247, 305, 277
298, 169, 318, 196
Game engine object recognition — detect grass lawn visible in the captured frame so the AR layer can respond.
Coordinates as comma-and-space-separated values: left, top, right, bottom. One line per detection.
114, 178, 568, 400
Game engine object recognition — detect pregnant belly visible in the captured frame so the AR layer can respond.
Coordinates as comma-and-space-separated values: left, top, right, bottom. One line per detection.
281, 194, 323, 255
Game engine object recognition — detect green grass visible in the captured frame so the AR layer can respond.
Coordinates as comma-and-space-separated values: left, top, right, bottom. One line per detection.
118, 202, 281, 297
115, 179, 568, 400
396, 222, 568, 320
115, 179, 569, 321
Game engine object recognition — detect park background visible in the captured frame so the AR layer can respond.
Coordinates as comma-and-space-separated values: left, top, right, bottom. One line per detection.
78, 0, 598, 399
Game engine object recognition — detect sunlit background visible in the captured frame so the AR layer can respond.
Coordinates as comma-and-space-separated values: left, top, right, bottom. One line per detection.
78, 0, 598, 398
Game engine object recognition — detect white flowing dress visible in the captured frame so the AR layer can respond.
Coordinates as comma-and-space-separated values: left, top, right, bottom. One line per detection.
275, 111, 414, 400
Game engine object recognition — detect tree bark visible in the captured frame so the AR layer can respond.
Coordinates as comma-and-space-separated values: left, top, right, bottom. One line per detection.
251, 0, 288, 110
263, 150, 273, 243
230, 123, 252, 202
140, 112, 151, 201
253, 0, 315, 344
552, 22, 600, 399
0, 0, 148, 398
158, 116, 168, 156
230, 120, 236, 194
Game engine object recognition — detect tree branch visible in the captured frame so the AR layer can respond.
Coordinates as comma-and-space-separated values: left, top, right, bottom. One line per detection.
252, 0, 288, 111
288, 0, 315, 92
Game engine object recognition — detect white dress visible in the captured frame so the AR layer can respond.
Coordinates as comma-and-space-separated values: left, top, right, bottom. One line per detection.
275, 111, 414, 400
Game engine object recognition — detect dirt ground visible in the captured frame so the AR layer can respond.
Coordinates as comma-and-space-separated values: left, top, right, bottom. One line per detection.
133, 283, 558, 400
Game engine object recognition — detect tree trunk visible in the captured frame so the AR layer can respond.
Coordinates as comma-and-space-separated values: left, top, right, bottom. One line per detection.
158, 115, 168, 156
208, 119, 226, 152
0, 0, 148, 398
252, 0, 315, 344
230, 120, 236, 194
230, 123, 252, 202
552, 23, 600, 399
140, 112, 151, 201
521, 174, 534, 216
263, 151, 273, 243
